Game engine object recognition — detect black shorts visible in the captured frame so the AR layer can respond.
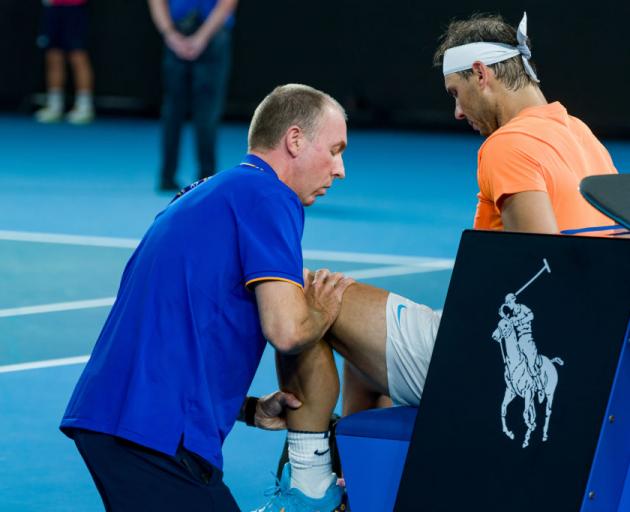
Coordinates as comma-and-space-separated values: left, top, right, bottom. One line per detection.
38, 5, 89, 51
69, 429, 240, 511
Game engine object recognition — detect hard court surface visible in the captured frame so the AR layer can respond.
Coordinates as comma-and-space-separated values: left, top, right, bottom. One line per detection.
1, 115, 628, 510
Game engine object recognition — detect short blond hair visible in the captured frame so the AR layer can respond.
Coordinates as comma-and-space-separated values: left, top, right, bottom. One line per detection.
248, 84, 346, 151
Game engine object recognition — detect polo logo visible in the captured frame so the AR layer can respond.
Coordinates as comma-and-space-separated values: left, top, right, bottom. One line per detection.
491, 258, 564, 448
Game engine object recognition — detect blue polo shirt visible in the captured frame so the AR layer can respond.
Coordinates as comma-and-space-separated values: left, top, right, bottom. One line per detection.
169, 0, 235, 27
60, 155, 304, 470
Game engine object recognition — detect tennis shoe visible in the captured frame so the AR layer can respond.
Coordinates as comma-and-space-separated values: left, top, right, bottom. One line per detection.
34, 106, 63, 123
252, 463, 345, 512
66, 107, 94, 125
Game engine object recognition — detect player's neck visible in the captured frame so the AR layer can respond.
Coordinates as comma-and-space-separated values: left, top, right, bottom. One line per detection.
497, 85, 547, 127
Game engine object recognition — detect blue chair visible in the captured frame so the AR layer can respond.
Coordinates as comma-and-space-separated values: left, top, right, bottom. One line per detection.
335, 406, 416, 511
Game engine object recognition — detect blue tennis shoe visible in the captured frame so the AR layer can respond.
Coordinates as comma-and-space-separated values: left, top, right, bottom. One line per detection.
253, 463, 345, 512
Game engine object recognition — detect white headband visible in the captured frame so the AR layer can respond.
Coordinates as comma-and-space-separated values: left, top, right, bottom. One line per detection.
442, 12, 539, 83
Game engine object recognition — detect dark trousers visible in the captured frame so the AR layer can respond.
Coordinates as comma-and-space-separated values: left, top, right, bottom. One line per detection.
71, 429, 240, 511
160, 27, 231, 185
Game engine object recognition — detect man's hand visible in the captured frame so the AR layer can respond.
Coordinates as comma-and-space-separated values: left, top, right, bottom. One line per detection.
181, 31, 210, 60
255, 391, 302, 430
164, 30, 192, 59
303, 267, 354, 327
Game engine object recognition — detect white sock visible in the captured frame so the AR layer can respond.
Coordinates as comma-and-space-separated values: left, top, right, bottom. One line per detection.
287, 430, 336, 499
73, 91, 93, 113
47, 89, 63, 112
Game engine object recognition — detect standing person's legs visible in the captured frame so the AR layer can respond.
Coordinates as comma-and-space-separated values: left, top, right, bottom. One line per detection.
45, 49, 66, 92
67, 50, 94, 123
160, 48, 190, 190
35, 6, 65, 122
65, 4, 94, 123
68, 51, 93, 93
71, 429, 240, 511
191, 28, 231, 180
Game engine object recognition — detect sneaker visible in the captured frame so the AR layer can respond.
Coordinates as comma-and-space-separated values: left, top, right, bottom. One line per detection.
34, 107, 63, 123
66, 108, 94, 125
253, 463, 345, 512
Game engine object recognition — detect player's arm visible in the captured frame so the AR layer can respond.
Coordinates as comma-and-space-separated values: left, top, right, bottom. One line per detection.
254, 270, 353, 355
500, 191, 559, 234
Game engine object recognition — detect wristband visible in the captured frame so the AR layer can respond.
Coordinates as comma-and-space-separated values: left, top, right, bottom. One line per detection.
244, 396, 259, 427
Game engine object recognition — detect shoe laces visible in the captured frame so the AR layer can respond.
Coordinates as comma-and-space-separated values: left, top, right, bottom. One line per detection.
263, 475, 283, 499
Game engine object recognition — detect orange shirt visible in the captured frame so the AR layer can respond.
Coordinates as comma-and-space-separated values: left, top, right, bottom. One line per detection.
473, 102, 617, 232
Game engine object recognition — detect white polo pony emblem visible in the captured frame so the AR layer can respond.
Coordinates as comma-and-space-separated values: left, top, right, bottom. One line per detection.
491, 259, 564, 448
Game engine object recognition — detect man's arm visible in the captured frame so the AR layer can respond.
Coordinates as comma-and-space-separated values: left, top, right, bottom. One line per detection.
147, 0, 189, 58
186, 0, 238, 60
255, 269, 353, 355
147, 0, 175, 35
501, 191, 559, 233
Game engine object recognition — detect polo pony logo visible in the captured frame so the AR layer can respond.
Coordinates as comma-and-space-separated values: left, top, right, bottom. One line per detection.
491, 258, 564, 448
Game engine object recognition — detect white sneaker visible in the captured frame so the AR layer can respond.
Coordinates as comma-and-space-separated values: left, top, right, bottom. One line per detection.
66, 108, 94, 125
34, 107, 63, 123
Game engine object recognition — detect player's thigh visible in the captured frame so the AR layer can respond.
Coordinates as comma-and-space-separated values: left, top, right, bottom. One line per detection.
329, 282, 389, 392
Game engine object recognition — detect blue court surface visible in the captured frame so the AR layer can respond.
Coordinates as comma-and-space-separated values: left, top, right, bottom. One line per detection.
1, 115, 628, 511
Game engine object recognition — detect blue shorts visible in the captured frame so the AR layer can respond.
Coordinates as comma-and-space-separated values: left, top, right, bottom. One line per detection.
68, 429, 240, 511
38, 5, 89, 51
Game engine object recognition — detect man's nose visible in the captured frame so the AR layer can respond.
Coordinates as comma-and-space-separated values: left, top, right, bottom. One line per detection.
334, 158, 346, 179
454, 102, 465, 120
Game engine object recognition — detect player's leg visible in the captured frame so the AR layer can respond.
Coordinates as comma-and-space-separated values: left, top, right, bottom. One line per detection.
342, 360, 392, 416
330, 282, 439, 409
259, 340, 344, 510
329, 283, 390, 396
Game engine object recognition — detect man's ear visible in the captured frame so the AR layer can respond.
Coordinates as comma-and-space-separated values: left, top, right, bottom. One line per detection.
471, 61, 492, 89
285, 125, 303, 157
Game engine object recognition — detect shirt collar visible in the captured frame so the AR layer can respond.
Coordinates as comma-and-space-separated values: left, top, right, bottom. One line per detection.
241, 154, 278, 178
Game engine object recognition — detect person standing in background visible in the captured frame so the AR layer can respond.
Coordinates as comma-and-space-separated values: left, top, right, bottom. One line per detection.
35, 0, 95, 124
148, 0, 237, 192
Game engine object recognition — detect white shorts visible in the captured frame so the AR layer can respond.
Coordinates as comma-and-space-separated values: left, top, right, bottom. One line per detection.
385, 293, 441, 406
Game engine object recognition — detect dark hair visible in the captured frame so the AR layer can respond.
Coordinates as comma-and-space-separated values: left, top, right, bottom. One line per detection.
248, 84, 346, 151
433, 14, 538, 90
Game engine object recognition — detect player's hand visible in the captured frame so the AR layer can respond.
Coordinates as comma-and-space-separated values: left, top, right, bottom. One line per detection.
255, 391, 302, 430
303, 268, 354, 326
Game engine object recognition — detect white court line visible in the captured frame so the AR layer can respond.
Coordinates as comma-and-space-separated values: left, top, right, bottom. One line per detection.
0, 308, 446, 374
0, 230, 138, 249
0, 298, 115, 318
0, 355, 89, 374
0, 230, 452, 267
0, 261, 453, 319
0, 231, 454, 372
346, 262, 453, 280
